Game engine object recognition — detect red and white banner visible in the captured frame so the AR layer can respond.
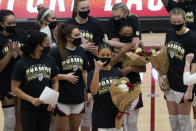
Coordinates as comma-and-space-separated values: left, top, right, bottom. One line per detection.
0, 0, 169, 18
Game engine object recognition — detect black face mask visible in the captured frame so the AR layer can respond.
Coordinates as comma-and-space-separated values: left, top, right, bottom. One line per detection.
42, 46, 50, 54
119, 35, 133, 43
0, 25, 3, 32
5, 26, 16, 33
79, 10, 90, 19
99, 57, 111, 66
171, 23, 184, 31
48, 21, 58, 30
73, 37, 81, 46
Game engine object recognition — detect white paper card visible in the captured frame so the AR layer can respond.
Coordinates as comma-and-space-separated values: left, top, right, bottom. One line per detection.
39, 86, 59, 104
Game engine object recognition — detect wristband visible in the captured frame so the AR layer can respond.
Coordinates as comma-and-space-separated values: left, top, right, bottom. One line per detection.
185, 63, 190, 66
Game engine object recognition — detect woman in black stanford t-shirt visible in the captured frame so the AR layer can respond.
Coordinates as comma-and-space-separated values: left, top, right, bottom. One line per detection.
11, 31, 59, 131
88, 42, 131, 131
158, 8, 196, 131
51, 23, 88, 131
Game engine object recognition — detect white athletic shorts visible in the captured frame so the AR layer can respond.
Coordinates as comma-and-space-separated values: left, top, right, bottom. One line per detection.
56, 102, 85, 116
81, 101, 92, 127
164, 89, 184, 104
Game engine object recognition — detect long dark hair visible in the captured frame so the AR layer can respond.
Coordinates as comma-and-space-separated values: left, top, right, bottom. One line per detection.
57, 22, 78, 60
23, 31, 47, 56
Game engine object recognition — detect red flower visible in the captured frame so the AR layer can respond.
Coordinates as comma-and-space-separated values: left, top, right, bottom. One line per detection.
147, 51, 152, 56
138, 52, 145, 56
126, 82, 131, 87
126, 82, 134, 92
131, 49, 136, 53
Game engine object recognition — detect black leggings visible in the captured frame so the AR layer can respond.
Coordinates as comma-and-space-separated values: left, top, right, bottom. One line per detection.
20, 104, 51, 131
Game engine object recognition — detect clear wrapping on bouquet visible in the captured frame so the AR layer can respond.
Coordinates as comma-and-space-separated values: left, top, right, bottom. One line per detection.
149, 46, 170, 92
110, 77, 141, 129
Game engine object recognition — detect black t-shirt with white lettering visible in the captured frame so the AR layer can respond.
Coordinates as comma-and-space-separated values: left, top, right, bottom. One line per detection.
66, 17, 104, 71
11, 55, 58, 108
166, 29, 196, 92
51, 46, 88, 104
107, 15, 141, 40
0, 29, 27, 94
166, 0, 196, 31
87, 67, 123, 128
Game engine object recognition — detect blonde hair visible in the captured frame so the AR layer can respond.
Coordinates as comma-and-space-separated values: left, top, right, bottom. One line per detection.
170, 8, 185, 19
72, 0, 88, 18
112, 3, 129, 15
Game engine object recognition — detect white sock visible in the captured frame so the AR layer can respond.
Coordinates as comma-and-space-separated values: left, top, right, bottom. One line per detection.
169, 115, 181, 131
3, 106, 16, 131
193, 119, 196, 131
126, 109, 139, 131
178, 115, 192, 131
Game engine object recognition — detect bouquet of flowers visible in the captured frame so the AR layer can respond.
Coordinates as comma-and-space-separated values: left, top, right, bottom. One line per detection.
110, 77, 141, 129
149, 46, 170, 92
123, 47, 158, 67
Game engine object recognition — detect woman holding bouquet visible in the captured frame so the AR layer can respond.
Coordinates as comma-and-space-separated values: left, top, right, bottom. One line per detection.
88, 42, 132, 131
109, 24, 145, 131
158, 8, 196, 131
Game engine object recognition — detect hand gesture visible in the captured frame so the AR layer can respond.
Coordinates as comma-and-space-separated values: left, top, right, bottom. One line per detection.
86, 93, 93, 107
124, 104, 131, 111
184, 89, 192, 100
186, 53, 194, 65
47, 104, 56, 112
30, 98, 42, 107
13, 42, 22, 56
94, 59, 104, 72
66, 72, 79, 84
120, 43, 136, 53
8, 39, 14, 53
158, 75, 166, 90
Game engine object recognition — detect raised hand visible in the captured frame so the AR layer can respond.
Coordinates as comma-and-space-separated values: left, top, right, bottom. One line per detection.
186, 53, 194, 65
94, 59, 105, 72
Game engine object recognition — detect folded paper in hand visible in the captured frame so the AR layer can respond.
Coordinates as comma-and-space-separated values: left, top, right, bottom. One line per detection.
39, 86, 59, 104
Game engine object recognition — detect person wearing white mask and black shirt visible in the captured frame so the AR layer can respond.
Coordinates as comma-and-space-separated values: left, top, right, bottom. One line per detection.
51, 23, 88, 131
0, 10, 27, 131
11, 31, 59, 131
158, 8, 196, 131
37, 4, 58, 48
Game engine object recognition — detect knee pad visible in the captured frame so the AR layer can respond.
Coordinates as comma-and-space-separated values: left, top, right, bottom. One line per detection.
3, 106, 16, 131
